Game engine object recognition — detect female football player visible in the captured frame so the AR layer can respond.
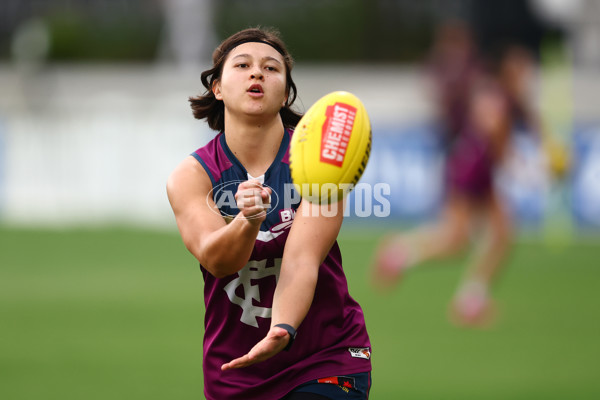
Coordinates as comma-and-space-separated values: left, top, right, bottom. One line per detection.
167, 27, 371, 400
372, 23, 535, 327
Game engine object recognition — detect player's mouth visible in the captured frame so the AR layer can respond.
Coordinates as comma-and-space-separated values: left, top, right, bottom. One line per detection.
247, 84, 264, 97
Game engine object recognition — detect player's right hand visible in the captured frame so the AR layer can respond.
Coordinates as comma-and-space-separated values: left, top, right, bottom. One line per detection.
221, 325, 290, 371
235, 180, 271, 225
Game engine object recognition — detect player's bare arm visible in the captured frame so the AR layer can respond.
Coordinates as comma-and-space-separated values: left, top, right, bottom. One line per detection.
272, 199, 344, 328
167, 156, 270, 278
221, 199, 343, 370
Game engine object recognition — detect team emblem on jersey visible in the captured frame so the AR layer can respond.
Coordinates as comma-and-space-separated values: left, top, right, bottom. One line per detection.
348, 347, 371, 360
222, 216, 295, 327
223, 258, 282, 327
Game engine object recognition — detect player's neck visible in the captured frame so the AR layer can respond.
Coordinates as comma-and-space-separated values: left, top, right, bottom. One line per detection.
224, 115, 285, 177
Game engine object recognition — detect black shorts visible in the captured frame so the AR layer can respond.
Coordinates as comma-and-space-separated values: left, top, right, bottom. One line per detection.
282, 372, 371, 400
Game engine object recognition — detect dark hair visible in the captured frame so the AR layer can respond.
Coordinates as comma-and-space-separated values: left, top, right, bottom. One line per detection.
189, 27, 302, 131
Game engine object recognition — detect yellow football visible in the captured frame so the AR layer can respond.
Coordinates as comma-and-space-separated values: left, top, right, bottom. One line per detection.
290, 91, 372, 204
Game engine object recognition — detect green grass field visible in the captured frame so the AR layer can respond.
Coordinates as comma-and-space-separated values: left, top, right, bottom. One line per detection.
1, 225, 599, 399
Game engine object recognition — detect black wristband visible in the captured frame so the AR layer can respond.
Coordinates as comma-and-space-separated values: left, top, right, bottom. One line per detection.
274, 323, 297, 351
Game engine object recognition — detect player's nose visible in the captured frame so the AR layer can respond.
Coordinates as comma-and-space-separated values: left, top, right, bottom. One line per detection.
250, 67, 263, 80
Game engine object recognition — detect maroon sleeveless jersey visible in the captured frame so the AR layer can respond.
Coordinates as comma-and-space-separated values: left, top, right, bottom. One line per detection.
192, 130, 371, 399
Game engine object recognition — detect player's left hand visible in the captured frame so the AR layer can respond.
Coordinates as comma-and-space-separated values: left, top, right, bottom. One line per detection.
221, 326, 290, 371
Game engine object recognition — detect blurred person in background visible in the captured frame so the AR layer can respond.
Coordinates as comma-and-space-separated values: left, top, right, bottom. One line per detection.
372, 22, 560, 327
167, 27, 371, 400
497, 44, 570, 179
424, 21, 483, 148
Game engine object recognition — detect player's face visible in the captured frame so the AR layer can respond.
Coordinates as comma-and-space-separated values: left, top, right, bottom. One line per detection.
471, 89, 507, 136
214, 42, 287, 121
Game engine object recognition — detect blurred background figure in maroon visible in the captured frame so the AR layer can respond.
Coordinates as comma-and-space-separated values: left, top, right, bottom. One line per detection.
372, 20, 564, 327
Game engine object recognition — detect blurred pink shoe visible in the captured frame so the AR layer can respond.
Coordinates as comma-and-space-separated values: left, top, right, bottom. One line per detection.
371, 235, 410, 290
448, 286, 497, 328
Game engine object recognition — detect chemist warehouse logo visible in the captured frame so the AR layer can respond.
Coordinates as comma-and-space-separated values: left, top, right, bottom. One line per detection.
320, 102, 355, 167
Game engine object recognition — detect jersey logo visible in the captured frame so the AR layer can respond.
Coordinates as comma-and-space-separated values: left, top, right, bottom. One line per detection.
223, 258, 282, 327
348, 347, 371, 360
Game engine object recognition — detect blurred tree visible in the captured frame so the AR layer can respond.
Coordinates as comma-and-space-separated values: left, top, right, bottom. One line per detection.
470, 0, 549, 60
214, 0, 437, 62
0, 0, 564, 64
1, 0, 162, 62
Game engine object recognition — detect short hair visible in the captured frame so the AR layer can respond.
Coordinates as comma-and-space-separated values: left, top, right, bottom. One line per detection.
189, 27, 302, 131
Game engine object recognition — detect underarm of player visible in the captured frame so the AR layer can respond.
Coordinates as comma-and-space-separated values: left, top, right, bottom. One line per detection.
270, 202, 343, 329
191, 214, 261, 278
270, 258, 320, 330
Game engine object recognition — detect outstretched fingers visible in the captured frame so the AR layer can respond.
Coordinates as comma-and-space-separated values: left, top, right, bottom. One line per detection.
221, 326, 289, 371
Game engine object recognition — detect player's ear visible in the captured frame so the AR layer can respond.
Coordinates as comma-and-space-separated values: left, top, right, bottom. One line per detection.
212, 80, 223, 100
282, 91, 288, 107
